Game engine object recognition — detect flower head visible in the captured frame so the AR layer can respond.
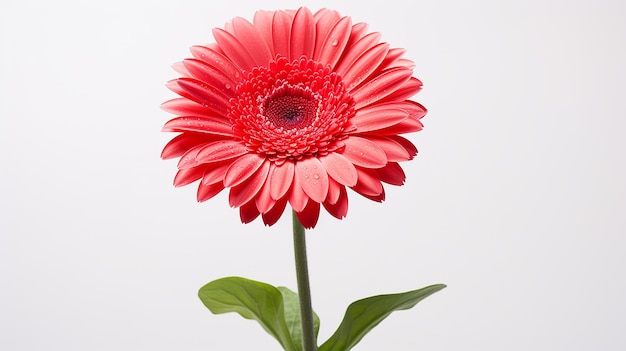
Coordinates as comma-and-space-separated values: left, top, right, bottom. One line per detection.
161, 7, 426, 228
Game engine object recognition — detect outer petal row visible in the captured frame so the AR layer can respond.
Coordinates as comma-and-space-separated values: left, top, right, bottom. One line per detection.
217, 7, 387, 75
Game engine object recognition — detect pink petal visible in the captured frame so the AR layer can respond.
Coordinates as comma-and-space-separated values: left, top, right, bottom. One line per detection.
182, 59, 237, 97
295, 157, 329, 203
230, 16, 273, 67
167, 78, 231, 116
270, 161, 295, 200
319, 152, 358, 187
378, 47, 406, 70
325, 177, 342, 205
161, 134, 212, 160
394, 58, 416, 70
289, 172, 309, 212
349, 106, 408, 133
212, 28, 257, 71
201, 161, 232, 185
338, 22, 368, 60
223, 153, 266, 188
313, 8, 336, 21
171, 61, 189, 76
342, 43, 389, 91
357, 188, 385, 203
387, 135, 418, 158
351, 67, 413, 109
197, 182, 224, 202
290, 7, 315, 60
240, 200, 261, 224
364, 117, 423, 136
228, 160, 270, 208
334, 31, 382, 76
161, 116, 233, 136
161, 98, 213, 117
189, 45, 244, 84
374, 100, 427, 120
352, 167, 384, 197
295, 200, 320, 229
341, 136, 388, 168
369, 137, 412, 162
406, 100, 428, 120
255, 170, 276, 214
261, 197, 288, 226
253, 10, 275, 55
315, 16, 352, 69
177, 143, 209, 169
312, 9, 342, 59
379, 77, 423, 103
377, 162, 406, 185
323, 185, 348, 219
173, 165, 205, 187
196, 140, 248, 164
272, 11, 292, 59
355, 100, 424, 119
349, 22, 370, 44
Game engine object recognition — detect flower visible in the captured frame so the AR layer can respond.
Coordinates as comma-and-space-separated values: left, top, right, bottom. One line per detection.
161, 7, 426, 228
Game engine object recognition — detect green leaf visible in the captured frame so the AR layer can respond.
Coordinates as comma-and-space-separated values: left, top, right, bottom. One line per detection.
198, 276, 298, 351
319, 284, 446, 351
278, 286, 320, 349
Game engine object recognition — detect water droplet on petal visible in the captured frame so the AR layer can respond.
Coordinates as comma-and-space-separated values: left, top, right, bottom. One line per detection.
313, 174, 320, 180
331, 39, 338, 46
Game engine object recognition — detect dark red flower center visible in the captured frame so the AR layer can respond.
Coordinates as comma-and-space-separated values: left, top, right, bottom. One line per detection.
228, 57, 355, 163
264, 95, 317, 128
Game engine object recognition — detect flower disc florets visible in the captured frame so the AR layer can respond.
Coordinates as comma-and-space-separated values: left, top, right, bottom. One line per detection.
229, 57, 355, 164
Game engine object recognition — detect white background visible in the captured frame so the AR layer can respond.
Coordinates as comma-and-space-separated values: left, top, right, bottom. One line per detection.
1, 0, 625, 350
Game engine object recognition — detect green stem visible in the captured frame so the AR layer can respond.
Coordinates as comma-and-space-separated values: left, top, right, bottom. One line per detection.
292, 211, 317, 351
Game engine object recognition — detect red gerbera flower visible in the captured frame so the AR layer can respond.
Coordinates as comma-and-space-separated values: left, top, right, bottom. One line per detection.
161, 7, 426, 228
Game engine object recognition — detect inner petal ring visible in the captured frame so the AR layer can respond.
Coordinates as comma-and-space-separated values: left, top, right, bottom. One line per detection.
228, 57, 356, 162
